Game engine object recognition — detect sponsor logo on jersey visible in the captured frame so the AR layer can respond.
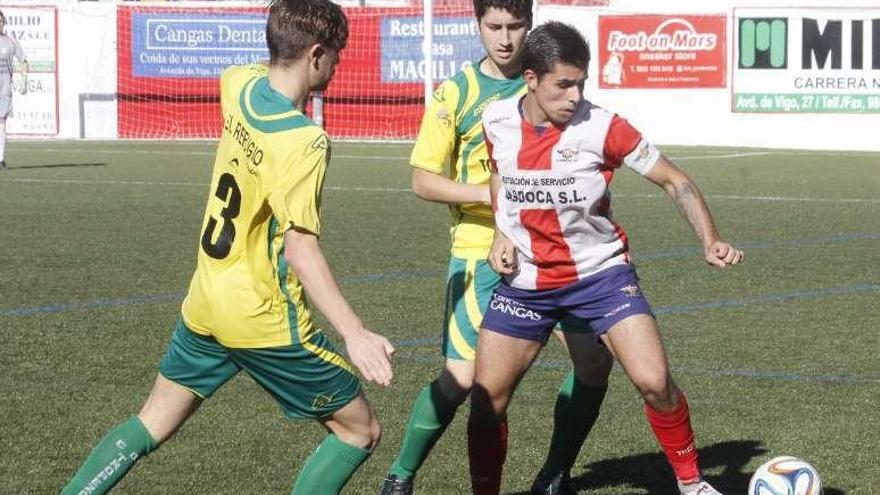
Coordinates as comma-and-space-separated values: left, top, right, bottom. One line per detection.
488, 113, 513, 125
224, 111, 265, 172
472, 94, 501, 118
490, 294, 542, 321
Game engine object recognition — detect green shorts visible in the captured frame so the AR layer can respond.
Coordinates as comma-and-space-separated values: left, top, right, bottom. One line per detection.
159, 318, 360, 419
441, 257, 500, 360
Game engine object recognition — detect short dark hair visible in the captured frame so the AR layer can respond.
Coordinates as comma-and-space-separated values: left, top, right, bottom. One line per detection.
266, 0, 349, 66
522, 21, 590, 77
473, 0, 533, 27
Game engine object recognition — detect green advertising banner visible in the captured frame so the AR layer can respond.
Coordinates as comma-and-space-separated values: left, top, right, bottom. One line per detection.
733, 8, 880, 114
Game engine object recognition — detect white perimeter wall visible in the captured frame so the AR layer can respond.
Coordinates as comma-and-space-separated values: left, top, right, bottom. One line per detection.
56, 1, 118, 139
31, 0, 880, 150
540, 0, 880, 152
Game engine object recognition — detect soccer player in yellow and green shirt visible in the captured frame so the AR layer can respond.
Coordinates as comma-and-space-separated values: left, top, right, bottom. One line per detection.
61, 2, 394, 494
380, 2, 613, 494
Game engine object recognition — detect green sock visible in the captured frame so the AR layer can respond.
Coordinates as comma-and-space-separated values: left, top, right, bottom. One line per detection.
291, 433, 371, 495
541, 370, 608, 477
388, 379, 460, 479
61, 416, 157, 495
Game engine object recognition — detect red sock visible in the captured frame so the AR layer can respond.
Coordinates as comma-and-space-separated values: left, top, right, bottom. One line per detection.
467, 420, 508, 495
645, 393, 701, 483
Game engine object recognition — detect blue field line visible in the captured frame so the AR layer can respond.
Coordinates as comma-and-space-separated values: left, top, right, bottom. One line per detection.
389, 282, 879, 349
399, 355, 878, 385
653, 283, 877, 315
637, 232, 880, 261
3, 293, 184, 317
1, 270, 446, 317
2, 232, 877, 318
341, 269, 443, 284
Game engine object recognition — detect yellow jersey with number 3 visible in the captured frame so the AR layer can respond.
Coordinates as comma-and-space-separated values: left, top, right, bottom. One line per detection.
181, 64, 327, 349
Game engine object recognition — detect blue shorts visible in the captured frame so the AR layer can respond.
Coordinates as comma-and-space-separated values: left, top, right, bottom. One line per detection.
481, 264, 654, 343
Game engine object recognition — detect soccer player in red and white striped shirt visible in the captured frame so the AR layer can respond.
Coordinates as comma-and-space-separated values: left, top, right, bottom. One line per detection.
468, 22, 743, 495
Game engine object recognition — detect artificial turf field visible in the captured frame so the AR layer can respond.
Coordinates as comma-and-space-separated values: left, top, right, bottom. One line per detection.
0, 140, 877, 494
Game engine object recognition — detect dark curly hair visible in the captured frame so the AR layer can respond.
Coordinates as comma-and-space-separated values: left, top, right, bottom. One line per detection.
472, 0, 533, 27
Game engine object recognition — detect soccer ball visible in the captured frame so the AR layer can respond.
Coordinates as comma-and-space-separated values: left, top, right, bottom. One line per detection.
749, 456, 822, 495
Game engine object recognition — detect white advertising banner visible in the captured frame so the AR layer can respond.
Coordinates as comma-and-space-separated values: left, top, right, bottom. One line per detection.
4, 6, 57, 135
733, 7, 880, 113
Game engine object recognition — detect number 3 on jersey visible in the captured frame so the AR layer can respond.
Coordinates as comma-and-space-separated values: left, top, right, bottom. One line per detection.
201, 172, 241, 259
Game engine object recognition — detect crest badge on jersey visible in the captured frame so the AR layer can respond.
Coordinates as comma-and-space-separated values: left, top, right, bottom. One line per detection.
436, 107, 452, 128
623, 138, 660, 174
312, 393, 336, 409
556, 147, 580, 162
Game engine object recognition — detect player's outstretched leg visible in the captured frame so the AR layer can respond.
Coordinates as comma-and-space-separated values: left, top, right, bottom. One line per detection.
61, 416, 156, 495
532, 333, 612, 495
292, 392, 380, 495
61, 374, 201, 495
602, 315, 722, 495
468, 329, 544, 495
379, 360, 472, 495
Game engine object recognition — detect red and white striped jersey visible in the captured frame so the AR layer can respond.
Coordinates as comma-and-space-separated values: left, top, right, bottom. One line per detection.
483, 96, 660, 290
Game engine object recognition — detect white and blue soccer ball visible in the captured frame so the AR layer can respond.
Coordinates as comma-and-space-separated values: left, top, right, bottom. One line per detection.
748, 456, 822, 495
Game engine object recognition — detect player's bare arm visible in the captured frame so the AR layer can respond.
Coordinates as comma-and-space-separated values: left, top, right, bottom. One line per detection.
487, 171, 517, 274
411, 167, 491, 205
645, 155, 744, 268
284, 228, 395, 386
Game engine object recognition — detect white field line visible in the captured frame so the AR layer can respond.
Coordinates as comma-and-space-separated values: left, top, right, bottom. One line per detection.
2, 177, 878, 204
12, 147, 880, 163
10, 138, 880, 154
0, 148, 775, 160
672, 151, 775, 160
11, 147, 405, 161
619, 193, 880, 204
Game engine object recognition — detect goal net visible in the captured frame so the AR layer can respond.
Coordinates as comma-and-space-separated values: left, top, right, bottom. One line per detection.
116, 0, 608, 139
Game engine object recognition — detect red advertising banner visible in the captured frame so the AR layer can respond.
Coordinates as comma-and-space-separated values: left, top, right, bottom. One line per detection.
598, 15, 726, 89
116, 5, 474, 139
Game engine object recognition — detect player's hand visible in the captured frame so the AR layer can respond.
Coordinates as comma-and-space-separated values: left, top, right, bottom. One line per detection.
488, 231, 518, 275
343, 329, 395, 387
704, 241, 744, 268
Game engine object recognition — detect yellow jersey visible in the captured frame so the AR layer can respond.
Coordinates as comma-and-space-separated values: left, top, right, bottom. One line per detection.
410, 62, 525, 258
181, 64, 329, 349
